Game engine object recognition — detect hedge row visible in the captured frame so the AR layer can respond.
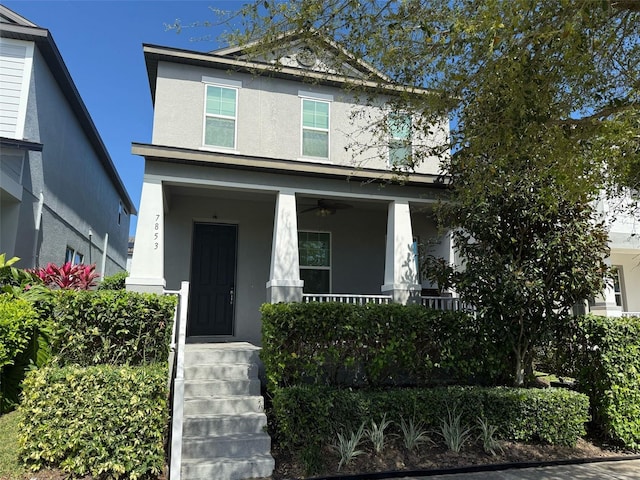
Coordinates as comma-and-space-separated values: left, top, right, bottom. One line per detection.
261, 302, 511, 389
51, 290, 176, 366
19, 364, 168, 479
0, 295, 38, 370
559, 314, 640, 449
271, 385, 589, 451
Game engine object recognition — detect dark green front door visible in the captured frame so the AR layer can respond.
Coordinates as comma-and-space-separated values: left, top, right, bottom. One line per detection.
188, 223, 237, 336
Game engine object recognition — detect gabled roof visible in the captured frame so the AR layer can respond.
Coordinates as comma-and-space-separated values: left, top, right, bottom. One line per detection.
210, 29, 392, 82
0, 5, 136, 214
143, 34, 431, 105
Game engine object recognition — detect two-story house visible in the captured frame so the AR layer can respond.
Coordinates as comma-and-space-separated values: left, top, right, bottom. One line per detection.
125, 34, 453, 345
0, 5, 135, 274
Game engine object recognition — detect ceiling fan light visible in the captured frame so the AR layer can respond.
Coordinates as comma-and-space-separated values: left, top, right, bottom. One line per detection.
316, 207, 333, 217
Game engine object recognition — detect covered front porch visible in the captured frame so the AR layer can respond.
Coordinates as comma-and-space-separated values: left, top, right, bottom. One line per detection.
126, 158, 455, 345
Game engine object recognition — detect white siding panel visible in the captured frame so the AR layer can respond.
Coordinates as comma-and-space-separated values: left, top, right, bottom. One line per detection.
0, 38, 34, 139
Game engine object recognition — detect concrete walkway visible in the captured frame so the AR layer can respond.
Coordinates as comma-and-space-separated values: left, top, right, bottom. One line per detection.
394, 459, 640, 480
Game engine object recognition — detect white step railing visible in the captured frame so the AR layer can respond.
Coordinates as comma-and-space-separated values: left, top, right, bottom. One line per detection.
302, 293, 392, 305
165, 281, 190, 480
622, 312, 640, 318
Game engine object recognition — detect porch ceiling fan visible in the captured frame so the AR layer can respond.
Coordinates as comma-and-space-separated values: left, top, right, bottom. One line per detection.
300, 199, 353, 216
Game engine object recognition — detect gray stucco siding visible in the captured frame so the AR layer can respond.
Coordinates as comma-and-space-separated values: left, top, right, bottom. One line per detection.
17, 47, 129, 271
152, 61, 444, 175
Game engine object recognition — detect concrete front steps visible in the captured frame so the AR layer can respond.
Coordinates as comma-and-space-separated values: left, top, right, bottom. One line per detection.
180, 343, 274, 480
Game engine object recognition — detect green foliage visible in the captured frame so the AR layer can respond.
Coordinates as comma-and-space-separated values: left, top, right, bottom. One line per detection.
476, 417, 504, 456
400, 415, 432, 452
559, 315, 640, 449
270, 385, 589, 453
98, 271, 128, 290
50, 290, 176, 366
0, 295, 38, 370
333, 422, 365, 471
18, 364, 168, 478
364, 413, 393, 454
261, 302, 511, 390
438, 407, 472, 452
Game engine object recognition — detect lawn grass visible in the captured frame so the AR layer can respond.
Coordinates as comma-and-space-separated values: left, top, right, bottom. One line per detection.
0, 410, 24, 480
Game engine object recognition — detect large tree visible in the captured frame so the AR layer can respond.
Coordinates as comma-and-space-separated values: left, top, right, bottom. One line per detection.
210, 0, 639, 384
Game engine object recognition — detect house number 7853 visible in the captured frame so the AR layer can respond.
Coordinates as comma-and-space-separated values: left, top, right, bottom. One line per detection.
154, 214, 160, 249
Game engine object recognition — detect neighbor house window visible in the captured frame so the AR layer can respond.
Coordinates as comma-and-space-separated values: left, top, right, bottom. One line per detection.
388, 113, 412, 167
65, 247, 84, 265
298, 231, 331, 293
301, 98, 329, 158
204, 83, 238, 149
612, 266, 625, 309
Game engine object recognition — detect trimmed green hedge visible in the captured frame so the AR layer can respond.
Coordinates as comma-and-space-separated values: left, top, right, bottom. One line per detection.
18, 364, 168, 478
560, 314, 640, 448
51, 290, 176, 366
0, 294, 38, 369
261, 302, 510, 389
271, 385, 589, 451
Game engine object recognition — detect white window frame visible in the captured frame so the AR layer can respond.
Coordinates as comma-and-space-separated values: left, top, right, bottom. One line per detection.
298, 230, 332, 293
612, 265, 626, 311
202, 76, 241, 150
388, 112, 413, 168
299, 91, 332, 160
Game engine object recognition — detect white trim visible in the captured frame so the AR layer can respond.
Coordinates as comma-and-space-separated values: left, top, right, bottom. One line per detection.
201, 75, 242, 88
298, 90, 334, 102
145, 173, 438, 205
0, 37, 34, 140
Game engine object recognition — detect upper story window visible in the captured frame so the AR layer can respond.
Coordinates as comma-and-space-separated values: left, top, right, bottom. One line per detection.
300, 93, 331, 159
388, 113, 412, 167
203, 77, 241, 149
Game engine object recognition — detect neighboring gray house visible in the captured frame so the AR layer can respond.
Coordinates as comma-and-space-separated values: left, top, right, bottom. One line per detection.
126, 34, 453, 345
0, 5, 135, 275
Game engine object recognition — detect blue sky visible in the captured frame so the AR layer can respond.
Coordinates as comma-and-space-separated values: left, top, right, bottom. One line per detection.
4, 0, 249, 235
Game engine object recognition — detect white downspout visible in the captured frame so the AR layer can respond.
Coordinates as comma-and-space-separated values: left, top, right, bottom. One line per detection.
100, 233, 108, 278
32, 191, 44, 267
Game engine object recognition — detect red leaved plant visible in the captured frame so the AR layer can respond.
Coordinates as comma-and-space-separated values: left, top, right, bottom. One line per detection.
29, 262, 99, 290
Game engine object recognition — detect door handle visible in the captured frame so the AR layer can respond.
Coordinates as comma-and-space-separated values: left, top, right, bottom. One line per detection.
230, 288, 234, 305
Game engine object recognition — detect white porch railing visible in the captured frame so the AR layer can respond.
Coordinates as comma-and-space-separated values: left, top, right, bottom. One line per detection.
165, 281, 190, 480
420, 296, 473, 312
622, 312, 640, 318
303, 293, 392, 305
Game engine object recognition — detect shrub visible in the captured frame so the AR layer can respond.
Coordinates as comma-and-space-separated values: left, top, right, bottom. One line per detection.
18, 364, 168, 478
50, 290, 176, 366
260, 302, 510, 390
270, 385, 589, 452
559, 314, 640, 448
98, 271, 128, 290
29, 262, 99, 290
0, 295, 38, 369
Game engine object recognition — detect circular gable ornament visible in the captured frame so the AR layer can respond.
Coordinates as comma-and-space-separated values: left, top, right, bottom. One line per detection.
296, 48, 317, 67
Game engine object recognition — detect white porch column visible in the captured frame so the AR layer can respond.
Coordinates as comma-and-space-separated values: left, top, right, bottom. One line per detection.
590, 260, 622, 317
266, 190, 304, 303
382, 200, 421, 304
126, 178, 165, 294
